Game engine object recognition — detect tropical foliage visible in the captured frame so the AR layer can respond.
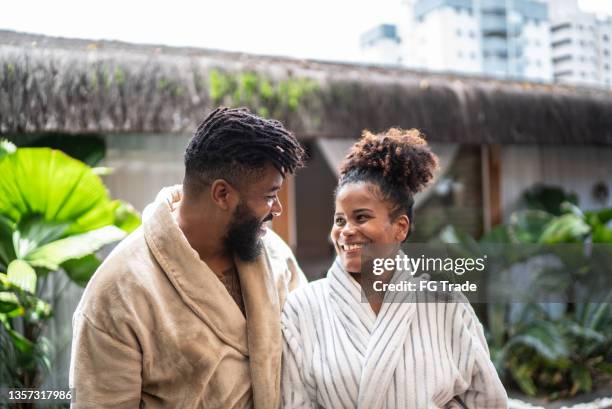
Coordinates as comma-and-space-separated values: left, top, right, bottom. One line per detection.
0, 140, 140, 391
440, 185, 612, 399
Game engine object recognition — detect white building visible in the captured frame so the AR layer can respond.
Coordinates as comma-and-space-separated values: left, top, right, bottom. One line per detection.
549, 0, 612, 89
359, 24, 402, 66
362, 0, 553, 82
413, 0, 552, 81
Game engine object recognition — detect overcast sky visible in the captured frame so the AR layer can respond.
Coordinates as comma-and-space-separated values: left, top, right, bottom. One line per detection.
1, 0, 610, 63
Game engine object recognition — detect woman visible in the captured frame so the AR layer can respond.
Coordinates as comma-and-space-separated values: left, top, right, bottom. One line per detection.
281, 128, 508, 409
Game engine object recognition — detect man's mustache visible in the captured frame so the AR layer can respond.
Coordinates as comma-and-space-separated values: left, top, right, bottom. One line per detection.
263, 214, 274, 223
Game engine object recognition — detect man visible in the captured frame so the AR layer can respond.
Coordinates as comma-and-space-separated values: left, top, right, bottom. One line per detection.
69, 107, 307, 408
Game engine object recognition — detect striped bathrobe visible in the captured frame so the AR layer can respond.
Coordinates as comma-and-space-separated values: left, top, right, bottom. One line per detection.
281, 259, 508, 409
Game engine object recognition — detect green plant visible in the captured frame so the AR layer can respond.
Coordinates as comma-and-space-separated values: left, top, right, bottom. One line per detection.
208, 69, 318, 119
439, 186, 612, 399
0, 140, 140, 391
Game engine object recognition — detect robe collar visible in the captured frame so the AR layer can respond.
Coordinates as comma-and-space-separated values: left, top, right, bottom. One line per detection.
143, 186, 282, 408
327, 255, 424, 409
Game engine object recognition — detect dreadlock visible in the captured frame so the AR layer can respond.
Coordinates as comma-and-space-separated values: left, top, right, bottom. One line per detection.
184, 107, 305, 196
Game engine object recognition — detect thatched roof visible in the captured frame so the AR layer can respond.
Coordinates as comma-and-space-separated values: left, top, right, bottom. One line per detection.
2, 30, 612, 144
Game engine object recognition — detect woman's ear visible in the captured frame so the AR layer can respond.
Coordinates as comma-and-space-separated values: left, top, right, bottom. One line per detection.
394, 215, 410, 242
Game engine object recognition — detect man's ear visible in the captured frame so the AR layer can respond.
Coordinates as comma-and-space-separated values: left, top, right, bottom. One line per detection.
394, 215, 410, 242
210, 179, 238, 211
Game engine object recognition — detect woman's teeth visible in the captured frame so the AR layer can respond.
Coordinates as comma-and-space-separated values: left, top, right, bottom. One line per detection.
341, 243, 364, 251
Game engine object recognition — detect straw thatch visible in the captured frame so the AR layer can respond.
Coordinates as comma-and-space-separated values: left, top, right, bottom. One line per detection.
2, 30, 612, 144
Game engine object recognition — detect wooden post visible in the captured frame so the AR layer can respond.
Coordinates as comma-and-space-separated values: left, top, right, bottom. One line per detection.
272, 175, 297, 249
481, 144, 502, 232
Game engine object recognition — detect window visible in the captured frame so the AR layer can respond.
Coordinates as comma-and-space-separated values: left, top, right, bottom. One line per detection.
536, 60, 542, 67
456, 29, 462, 37
458, 51, 463, 58
535, 39, 541, 46
578, 25, 583, 30
605, 64, 610, 71
604, 49, 610, 56
552, 23, 571, 32
470, 52, 476, 59
604, 34, 610, 42
581, 71, 586, 77
469, 31, 475, 38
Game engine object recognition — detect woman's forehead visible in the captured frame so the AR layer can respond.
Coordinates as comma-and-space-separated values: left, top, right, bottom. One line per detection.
336, 183, 381, 208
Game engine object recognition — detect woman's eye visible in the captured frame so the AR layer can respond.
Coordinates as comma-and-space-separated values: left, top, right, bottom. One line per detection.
356, 215, 370, 222
334, 218, 345, 226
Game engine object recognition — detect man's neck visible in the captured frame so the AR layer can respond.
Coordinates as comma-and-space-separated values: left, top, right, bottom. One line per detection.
176, 202, 231, 273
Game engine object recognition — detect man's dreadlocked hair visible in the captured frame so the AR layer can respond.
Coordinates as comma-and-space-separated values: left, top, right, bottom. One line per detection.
184, 107, 305, 196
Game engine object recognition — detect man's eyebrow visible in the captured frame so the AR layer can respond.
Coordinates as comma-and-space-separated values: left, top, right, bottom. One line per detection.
267, 185, 281, 193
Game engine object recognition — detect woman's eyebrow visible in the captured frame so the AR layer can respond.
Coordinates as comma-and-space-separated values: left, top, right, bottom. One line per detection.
352, 208, 373, 213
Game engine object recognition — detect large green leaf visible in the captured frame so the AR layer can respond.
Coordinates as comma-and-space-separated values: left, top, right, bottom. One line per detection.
62, 254, 102, 287
0, 215, 16, 268
12, 215, 69, 259
22, 133, 106, 167
505, 320, 570, 362
25, 225, 126, 270
510, 362, 538, 396
522, 185, 579, 216
111, 200, 141, 233
585, 207, 612, 228
0, 291, 22, 315
571, 366, 592, 394
538, 214, 591, 244
0, 148, 115, 235
509, 210, 554, 244
7, 260, 37, 294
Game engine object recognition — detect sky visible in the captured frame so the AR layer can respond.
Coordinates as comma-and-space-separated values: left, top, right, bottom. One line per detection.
0, 0, 610, 63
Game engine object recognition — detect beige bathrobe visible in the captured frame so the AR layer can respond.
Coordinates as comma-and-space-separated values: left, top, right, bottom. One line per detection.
69, 186, 307, 409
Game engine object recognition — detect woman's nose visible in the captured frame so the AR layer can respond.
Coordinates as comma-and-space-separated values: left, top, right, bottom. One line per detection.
341, 222, 357, 236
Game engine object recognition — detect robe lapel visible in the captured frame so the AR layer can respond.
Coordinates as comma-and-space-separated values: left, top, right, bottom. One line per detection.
235, 251, 282, 409
328, 259, 374, 357
144, 197, 248, 354
358, 270, 419, 409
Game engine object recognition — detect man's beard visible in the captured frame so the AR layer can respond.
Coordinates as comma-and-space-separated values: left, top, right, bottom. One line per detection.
225, 201, 272, 262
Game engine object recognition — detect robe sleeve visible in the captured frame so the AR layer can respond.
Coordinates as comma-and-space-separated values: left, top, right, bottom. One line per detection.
447, 304, 508, 409
286, 253, 308, 292
69, 311, 142, 409
280, 302, 315, 409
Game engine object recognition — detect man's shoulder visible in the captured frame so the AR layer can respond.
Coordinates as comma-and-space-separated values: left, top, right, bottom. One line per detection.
76, 227, 161, 321
262, 228, 294, 262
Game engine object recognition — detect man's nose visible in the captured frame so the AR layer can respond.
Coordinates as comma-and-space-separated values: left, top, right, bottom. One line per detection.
271, 196, 283, 217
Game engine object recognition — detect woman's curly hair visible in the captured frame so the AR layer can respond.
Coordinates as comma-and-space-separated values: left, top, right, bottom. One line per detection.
337, 128, 439, 237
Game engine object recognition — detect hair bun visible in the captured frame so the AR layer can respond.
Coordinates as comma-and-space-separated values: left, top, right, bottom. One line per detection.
340, 128, 439, 194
